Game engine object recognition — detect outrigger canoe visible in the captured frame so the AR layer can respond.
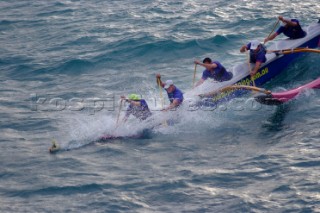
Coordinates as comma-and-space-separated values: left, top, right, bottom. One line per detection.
190, 20, 320, 107
49, 130, 151, 154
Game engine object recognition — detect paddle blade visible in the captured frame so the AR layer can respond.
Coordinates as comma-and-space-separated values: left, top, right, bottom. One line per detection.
49, 140, 60, 153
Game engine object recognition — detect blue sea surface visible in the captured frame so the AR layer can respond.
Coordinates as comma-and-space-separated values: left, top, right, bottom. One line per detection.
1, 0, 320, 212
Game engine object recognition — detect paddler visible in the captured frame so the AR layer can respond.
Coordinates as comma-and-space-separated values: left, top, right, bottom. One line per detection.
193, 57, 233, 87
156, 74, 184, 111
264, 16, 306, 43
240, 40, 267, 77
120, 94, 152, 122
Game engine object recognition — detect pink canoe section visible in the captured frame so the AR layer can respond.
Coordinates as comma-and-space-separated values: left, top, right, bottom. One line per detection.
271, 77, 320, 102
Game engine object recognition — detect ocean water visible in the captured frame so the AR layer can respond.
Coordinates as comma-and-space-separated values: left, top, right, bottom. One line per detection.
1, 0, 320, 212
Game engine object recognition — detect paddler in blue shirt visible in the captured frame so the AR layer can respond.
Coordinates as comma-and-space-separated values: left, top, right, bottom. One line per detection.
264, 16, 306, 43
156, 74, 184, 111
240, 40, 267, 77
121, 94, 152, 122
194, 57, 233, 87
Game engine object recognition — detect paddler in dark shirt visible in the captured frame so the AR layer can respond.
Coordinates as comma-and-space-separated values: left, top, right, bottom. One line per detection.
194, 57, 233, 87
121, 94, 152, 122
240, 40, 267, 77
264, 16, 306, 43
156, 74, 184, 111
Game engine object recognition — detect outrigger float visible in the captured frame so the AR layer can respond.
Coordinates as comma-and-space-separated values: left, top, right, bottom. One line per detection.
190, 20, 320, 107
255, 77, 320, 105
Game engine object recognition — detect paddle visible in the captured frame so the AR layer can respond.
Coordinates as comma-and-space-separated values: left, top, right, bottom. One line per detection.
199, 85, 271, 98
269, 47, 306, 52
192, 64, 197, 88
246, 50, 256, 88
269, 48, 320, 55
157, 78, 165, 108
264, 18, 280, 44
115, 99, 124, 127
157, 77, 168, 126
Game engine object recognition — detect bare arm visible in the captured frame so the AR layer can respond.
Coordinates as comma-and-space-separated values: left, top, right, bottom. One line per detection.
163, 99, 180, 111
279, 16, 298, 27
194, 60, 217, 70
250, 61, 262, 77
240, 45, 248, 53
195, 78, 205, 87
264, 32, 278, 43
156, 74, 165, 87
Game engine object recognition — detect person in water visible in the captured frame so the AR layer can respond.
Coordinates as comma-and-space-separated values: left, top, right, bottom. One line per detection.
156, 74, 183, 111
194, 57, 233, 87
121, 94, 152, 122
264, 16, 306, 43
240, 40, 267, 77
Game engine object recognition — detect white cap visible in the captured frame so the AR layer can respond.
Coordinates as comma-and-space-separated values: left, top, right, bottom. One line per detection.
164, 80, 173, 89
250, 40, 260, 50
